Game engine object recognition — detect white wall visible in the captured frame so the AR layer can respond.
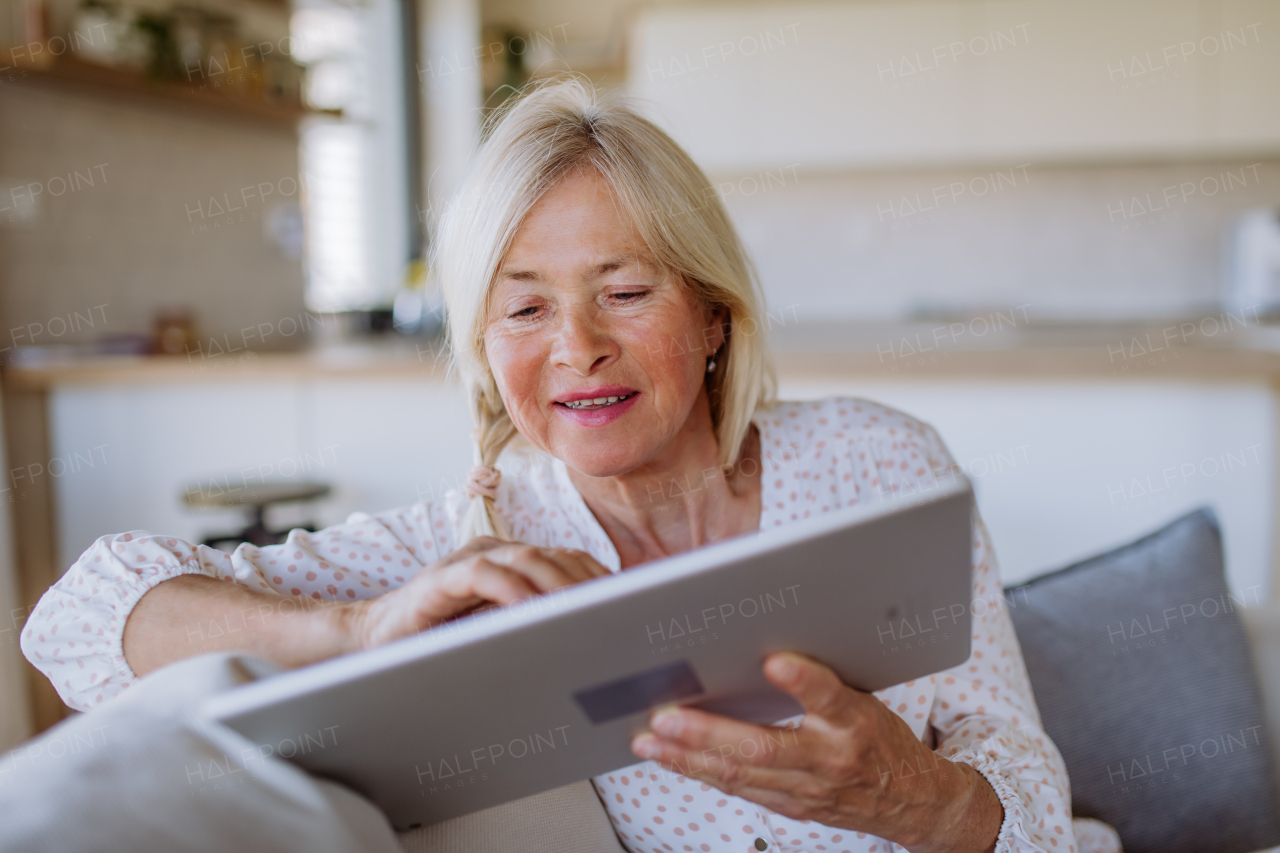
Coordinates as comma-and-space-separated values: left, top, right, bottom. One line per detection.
627, 0, 1280, 173
623, 0, 1280, 322
0, 21, 307, 348
719, 159, 1280, 321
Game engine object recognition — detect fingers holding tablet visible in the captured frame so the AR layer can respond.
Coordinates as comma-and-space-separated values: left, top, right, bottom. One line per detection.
349, 538, 611, 649
478, 542, 611, 586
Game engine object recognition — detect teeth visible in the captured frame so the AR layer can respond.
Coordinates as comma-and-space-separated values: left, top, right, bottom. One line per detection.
564, 394, 630, 410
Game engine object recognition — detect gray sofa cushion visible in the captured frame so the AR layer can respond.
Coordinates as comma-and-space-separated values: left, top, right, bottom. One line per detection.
1004, 508, 1280, 853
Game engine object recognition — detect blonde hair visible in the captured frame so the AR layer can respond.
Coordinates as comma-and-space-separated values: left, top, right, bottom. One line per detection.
434, 76, 776, 541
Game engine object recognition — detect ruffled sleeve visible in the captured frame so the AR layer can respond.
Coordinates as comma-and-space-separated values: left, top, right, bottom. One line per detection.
908, 424, 1077, 853
20, 500, 454, 713
927, 514, 1075, 851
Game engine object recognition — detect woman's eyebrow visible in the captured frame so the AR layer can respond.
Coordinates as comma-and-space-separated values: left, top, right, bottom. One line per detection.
497, 254, 646, 282
590, 254, 642, 276
497, 267, 541, 282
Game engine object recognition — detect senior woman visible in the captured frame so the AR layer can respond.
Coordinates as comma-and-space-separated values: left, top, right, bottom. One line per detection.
20, 79, 1109, 853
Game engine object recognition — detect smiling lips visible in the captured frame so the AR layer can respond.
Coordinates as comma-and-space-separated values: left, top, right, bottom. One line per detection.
553, 387, 639, 424
561, 393, 633, 410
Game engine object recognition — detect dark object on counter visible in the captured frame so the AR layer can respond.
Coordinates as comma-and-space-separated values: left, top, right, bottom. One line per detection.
367, 308, 396, 334
325, 308, 398, 337
183, 480, 331, 551
152, 307, 197, 355
98, 333, 154, 356
134, 11, 182, 80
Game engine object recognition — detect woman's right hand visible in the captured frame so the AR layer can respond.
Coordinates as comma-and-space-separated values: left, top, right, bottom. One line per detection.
346, 536, 611, 650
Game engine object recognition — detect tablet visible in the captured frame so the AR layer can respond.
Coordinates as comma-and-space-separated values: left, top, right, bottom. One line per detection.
200, 477, 974, 829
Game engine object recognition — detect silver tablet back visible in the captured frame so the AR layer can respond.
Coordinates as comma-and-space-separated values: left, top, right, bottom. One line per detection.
202, 478, 973, 829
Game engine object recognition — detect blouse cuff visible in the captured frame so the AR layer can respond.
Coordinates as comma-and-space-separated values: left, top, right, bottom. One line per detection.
105, 553, 213, 688
945, 728, 1056, 853
23, 535, 220, 712
958, 749, 1024, 853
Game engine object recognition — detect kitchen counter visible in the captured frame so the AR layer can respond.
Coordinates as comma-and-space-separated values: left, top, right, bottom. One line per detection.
1, 339, 450, 390
6, 319, 1280, 388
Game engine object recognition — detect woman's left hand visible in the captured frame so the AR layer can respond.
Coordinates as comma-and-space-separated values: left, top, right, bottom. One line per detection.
630, 652, 1003, 853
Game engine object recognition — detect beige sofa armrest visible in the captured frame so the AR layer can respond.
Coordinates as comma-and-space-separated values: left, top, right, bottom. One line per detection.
396, 780, 626, 853
1241, 603, 1280, 813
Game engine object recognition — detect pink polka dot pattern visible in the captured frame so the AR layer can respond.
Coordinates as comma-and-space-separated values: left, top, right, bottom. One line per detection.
19, 398, 1110, 853
588, 401, 1106, 853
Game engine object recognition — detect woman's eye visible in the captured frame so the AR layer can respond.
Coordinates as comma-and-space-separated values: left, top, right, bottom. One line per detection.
509, 305, 541, 319
612, 290, 648, 302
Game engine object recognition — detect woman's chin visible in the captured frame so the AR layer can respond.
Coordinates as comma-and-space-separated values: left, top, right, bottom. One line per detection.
556, 444, 650, 480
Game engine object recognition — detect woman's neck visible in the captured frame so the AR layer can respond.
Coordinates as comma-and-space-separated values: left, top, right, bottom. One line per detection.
565, 397, 762, 569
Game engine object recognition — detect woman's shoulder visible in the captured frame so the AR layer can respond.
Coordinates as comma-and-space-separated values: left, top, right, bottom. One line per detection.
752, 397, 956, 525
756, 396, 947, 453
754, 396, 958, 506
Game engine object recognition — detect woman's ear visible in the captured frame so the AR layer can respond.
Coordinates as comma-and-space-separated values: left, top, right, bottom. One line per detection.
703, 303, 731, 356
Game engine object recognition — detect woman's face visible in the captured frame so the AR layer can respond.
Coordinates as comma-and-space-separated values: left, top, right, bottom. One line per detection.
483, 167, 723, 478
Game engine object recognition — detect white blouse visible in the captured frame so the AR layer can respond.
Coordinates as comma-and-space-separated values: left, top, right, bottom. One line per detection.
21, 397, 1112, 853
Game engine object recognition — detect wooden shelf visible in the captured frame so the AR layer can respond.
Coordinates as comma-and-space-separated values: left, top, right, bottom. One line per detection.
5, 49, 339, 128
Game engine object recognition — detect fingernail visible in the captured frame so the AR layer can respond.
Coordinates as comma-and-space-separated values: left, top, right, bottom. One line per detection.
769, 654, 800, 681
652, 708, 683, 737
632, 735, 661, 759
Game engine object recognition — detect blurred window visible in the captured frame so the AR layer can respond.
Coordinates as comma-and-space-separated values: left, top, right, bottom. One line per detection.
293, 0, 411, 312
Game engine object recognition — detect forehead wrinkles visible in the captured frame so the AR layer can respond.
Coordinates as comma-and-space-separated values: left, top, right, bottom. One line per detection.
492, 249, 672, 296
508, 168, 647, 257
499, 221, 652, 274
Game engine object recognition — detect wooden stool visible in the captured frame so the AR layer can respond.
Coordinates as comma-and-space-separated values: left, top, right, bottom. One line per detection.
183, 481, 331, 551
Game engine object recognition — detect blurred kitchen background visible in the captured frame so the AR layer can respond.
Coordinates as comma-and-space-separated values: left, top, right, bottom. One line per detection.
0, 0, 1279, 745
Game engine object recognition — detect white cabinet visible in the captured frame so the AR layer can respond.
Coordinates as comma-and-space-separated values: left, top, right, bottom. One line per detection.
49, 379, 473, 570
627, 0, 1280, 173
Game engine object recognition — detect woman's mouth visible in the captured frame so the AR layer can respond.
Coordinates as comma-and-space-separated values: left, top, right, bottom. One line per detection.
560, 394, 633, 410
553, 388, 640, 425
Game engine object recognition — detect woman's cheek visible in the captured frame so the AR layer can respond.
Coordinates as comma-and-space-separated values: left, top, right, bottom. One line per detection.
512, 400, 551, 451
654, 333, 705, 397
488, 330, 540, 383
502, 376, 543, 430
486, 337, 546, 424
628, 320, 699, 378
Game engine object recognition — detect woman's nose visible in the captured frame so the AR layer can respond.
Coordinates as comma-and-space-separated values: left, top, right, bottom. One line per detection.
550, 306, 618, 375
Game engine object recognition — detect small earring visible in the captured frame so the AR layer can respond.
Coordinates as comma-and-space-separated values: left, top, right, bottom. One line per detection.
706, 357, 717, 373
